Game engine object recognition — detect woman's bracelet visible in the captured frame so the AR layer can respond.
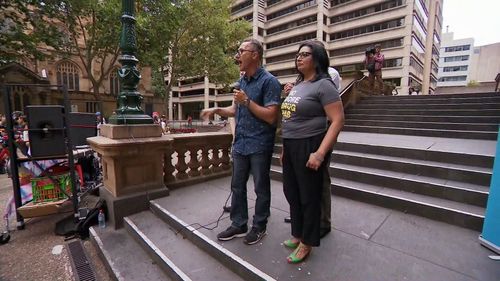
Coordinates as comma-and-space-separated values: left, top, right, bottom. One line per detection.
311, 152, 324, 162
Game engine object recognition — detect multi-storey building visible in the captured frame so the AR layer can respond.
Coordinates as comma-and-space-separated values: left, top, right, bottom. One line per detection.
437, 32, 474, 87
169, 0, 443, 119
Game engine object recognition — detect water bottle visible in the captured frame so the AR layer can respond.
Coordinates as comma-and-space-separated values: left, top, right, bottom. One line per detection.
98, 209, 106, 228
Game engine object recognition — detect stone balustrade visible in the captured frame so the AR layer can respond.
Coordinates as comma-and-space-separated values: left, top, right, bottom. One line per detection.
163, 132, 233, 188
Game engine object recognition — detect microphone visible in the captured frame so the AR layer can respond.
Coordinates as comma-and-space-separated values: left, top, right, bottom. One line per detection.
232, 81, 240, 91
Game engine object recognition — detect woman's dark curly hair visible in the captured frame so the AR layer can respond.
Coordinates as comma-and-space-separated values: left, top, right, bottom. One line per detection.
295, 40, 330, 84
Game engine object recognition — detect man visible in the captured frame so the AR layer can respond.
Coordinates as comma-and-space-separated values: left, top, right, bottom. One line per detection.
373, 44, 385, 94
201, 39, 281, 245
282, 66, 342, 239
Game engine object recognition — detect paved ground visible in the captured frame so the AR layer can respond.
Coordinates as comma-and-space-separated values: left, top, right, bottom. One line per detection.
154, 176, 500, 281
0, 174, 112, 281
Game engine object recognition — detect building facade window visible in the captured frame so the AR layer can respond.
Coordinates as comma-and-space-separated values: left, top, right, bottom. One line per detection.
412, 36, 425, 54
86, 102, 99, 113
330, 18, 404, 41
330, 0, 355, 6
266, 52, 296, 64
439, 76, 467, 82
443, 55, 469, 62
443, 65, 468, 72
383, 77, 401, 86
267, 15, 316, 35
267, 0, 285, 6
330, 37, 404, 57
231, 0, 253, 13
331, 0, 405, 24
410, 56, 424, 74
56, 61, 80, 91
109, 69, 120, 95
266, 32, 316, 49
267, 0, 317, 21
445, 45, 470, 52
413, 15, 427, 44
269, 68, 297, 77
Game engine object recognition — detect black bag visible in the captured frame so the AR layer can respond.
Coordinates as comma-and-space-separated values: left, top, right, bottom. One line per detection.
367, 61, 376, 73
55, 196, 105, 239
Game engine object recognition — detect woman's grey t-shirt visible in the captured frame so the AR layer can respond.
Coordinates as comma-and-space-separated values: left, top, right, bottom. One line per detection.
281, 78, 340, 139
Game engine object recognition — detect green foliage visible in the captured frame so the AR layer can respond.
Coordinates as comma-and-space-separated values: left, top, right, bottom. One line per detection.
137, 0, 251, 96
43, 0, 122, 96
0, 1, 62, 64
151, 67, 167, 97
467, 80, 478, 87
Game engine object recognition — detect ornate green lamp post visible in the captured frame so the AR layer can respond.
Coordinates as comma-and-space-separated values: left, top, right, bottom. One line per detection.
109, 0, 153, 124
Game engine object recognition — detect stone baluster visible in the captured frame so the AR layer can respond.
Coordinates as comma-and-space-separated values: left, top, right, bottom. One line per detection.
163, 147, 176, 183
187, 146, 201, 177
175, 147, 189, 180
200, 147, 211, 175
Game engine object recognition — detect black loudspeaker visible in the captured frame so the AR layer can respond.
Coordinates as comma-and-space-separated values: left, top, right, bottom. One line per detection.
69, 112, 97, 146
26, 105, 66, 157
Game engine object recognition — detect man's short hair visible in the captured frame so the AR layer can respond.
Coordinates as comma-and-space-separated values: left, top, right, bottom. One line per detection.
243, 39, 263, 60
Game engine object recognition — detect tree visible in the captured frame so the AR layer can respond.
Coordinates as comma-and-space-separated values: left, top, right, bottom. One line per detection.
47, 0, 122, 102
0, 1, 61, 64
137, 0, 251, 113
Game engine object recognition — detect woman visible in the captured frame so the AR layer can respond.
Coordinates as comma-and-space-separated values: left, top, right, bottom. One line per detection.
280, 41, 344, 263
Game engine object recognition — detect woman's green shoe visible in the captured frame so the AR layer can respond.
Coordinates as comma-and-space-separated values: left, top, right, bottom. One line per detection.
283, 239, 299, 249
286, 244, 311, 264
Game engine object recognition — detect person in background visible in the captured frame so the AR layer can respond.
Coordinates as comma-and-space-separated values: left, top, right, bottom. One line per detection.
373, 44, 385, 94
328, 66, 342, 91
280, 41, 344, 263
201, 39, 281, 245
96, 112, 106, 136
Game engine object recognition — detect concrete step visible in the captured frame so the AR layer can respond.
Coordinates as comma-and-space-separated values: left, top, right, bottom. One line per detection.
331, 150, 492, 186
89, 227, 171, 281
329, 163, 488, 207
270, 153, 489, 206
333, 142, 493, 168
269, 167, 484, 231
354, 103, 500, 110
149, 201, 276, 281
344, 114, 500, 124
359, 96, 500, 105
330, 178, 485, 231
362, 92, 499, 100
125, 211, 244, 281
345, 119, 499, 132
343, 125, 498, 140
346, 108, 500, 116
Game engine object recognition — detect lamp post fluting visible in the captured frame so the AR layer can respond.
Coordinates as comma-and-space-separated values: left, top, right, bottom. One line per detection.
109, 0, 153, 124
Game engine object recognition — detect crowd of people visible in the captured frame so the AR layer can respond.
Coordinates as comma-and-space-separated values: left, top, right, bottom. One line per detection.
201, 39, 345, 264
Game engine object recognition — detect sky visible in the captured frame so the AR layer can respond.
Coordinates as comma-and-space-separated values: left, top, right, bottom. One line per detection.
442, 0, 500, 46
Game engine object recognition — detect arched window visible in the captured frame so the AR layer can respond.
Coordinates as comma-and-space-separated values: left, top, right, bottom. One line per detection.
57, 61, 80, 91
109, 68, 120, 95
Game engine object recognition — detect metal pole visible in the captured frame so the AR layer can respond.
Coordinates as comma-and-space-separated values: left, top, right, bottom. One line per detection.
61, 85, 80, 221
2, 85, 25, 229
109, 0, 153, 125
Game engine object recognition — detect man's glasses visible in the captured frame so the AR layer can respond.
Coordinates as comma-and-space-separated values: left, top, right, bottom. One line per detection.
235, 49, 255, 56
295, 52, 312, 59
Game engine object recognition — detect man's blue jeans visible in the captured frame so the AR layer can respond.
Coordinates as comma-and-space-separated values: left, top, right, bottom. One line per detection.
230, 151, 272, 231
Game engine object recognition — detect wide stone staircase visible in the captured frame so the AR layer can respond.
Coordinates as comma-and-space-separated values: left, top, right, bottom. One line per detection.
271, 92, 499, 231
88, 92, 500, 281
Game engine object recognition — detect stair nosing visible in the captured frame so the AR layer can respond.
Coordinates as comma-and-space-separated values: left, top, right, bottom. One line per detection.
331, 150, 492, 175
150, 201, 276, 281
331, 179, 484, 218
124, 217, 193, 281
330, 162, 489, 194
